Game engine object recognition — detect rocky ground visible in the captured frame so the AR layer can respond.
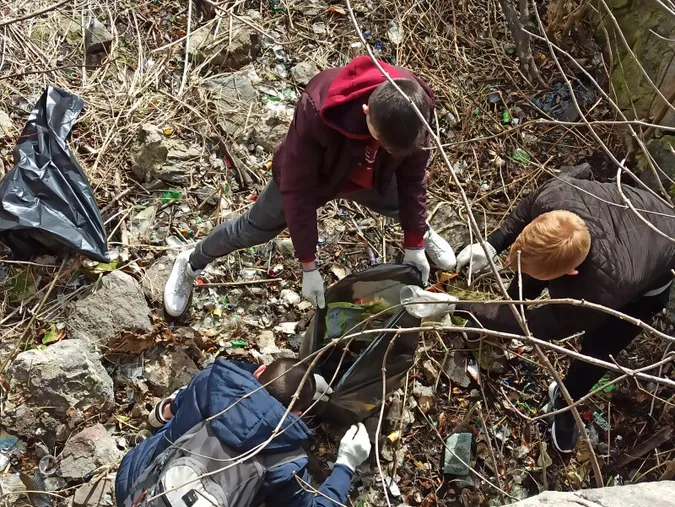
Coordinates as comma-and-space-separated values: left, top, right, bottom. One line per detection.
0, 1, 674, 506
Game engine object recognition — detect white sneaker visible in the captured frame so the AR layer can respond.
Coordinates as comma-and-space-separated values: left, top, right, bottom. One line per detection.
163, 249, 202, 318
424, 227, 457, 271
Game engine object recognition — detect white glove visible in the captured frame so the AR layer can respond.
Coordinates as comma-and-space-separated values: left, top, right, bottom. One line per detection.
302, 268, 325, 308
456, 242, 497, 276
403, 248, 430, 285
335, 423, 371, 471
148, 396, 173, 429
313, 374, 334, 401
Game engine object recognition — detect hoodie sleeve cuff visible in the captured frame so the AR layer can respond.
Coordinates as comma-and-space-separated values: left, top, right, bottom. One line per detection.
403, 232, 425, 249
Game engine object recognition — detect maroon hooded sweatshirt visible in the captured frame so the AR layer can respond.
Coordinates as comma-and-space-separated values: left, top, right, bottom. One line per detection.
272, 56, 435, 262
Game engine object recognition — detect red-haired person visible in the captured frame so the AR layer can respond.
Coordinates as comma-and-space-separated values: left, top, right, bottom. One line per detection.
456, 178, 675, 452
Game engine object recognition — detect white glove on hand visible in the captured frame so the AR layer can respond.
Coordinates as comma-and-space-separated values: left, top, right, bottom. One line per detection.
456, 242, 497, 276
302, 268, 325, 308
403, 248, 430, 286
148, 396, 173, 429
313, 374, 334, 401
335, 423, 371, 472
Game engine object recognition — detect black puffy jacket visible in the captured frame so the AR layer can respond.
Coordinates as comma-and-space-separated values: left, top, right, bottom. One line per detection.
464, 178, 675, 339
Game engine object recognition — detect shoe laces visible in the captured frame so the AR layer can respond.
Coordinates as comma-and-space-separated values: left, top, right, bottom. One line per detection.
175, 261, 196, 295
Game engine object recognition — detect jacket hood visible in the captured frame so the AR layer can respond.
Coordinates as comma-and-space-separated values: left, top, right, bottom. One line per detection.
206, 360, 312, 453
320, 56, 414, 139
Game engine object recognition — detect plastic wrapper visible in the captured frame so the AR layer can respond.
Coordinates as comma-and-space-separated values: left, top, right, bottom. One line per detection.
0, 87, 108, 262
300, 264, 422, 425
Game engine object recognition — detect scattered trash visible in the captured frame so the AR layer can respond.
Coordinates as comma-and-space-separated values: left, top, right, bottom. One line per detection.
533, 81, 596, 122
0, 87, 108, 262
443, 432, 472, 476
592, 411, 610, 431
387, 20, 404, 45
400, 285, 458, 319
38, 455, 57, 476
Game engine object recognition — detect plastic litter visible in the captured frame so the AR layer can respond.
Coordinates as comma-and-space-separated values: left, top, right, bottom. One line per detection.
0, 87, 108, 262
443, 432, 473, 476
38, 455, 57, 476
300, 264, 422, 425
400, 285, 458, 319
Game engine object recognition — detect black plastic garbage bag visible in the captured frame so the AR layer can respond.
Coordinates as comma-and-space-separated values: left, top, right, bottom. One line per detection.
300, 264, 423, 425
0, 87, 108, 262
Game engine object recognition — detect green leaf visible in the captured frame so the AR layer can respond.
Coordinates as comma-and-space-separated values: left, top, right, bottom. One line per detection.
88, 259, 119, 274
9, 269, 37, 302
513, 148, 531, 165
161, 189, 183, 204
42, 323, 63, 345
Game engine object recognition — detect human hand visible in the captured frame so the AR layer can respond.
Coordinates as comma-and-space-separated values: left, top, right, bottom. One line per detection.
148, 397, 174, 429
312, 373, 334, 401
456, 243, 496, 276
403, 248, 430, 285
302, 268, 325, 308
335, 423, 371, 471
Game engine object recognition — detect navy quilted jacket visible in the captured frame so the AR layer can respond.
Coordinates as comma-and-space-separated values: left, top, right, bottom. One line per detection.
465, 178, 675, 339
115, 359, 353, 506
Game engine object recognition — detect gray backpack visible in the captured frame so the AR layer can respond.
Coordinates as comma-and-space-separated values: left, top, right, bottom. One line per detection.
123, 422, 306, 507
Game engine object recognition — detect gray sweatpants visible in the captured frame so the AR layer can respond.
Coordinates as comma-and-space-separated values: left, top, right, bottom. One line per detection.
189, 179, 400, 269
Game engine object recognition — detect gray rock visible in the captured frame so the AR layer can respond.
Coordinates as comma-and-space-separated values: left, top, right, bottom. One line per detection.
44, 476, 68, 492
509, 481, 675, 506
291, 61, 319, 85
256, 124, 287, 152
144, 348, 199, 397
443, 432, 472, 476
130, 124, 204, 184
257, 330, 279, 354
204, 75, 257, 137
141, 256, 174, 304
187, 19, 259, 70
7, 339, 113, 416
0, 474, 26, 505
67, 271, 152, 348
73, 475, 115, 507
559, 162, 592, 180
58, 425, 122, 481
0, 109, 13, 136
85, 18, 113, 54
286, 334, 303, 352
638, 135, 675, 193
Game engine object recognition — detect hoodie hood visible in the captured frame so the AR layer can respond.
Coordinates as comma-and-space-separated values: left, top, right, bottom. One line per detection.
319, 56, 433, 139
206, 360, 312, 453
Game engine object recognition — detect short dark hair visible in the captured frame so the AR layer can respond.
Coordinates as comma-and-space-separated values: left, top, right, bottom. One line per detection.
368, 78, 431, 152
258, 359, 316, 411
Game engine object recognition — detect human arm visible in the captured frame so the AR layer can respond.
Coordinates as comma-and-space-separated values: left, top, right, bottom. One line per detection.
278, 94, 325, 264
262, 423, 370, 507
456, 186, 542, 274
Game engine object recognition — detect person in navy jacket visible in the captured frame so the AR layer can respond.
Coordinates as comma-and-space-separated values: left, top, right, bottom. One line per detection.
116, 358, 370, 506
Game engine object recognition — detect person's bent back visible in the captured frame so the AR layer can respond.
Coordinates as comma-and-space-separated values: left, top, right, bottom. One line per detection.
116, 358, 370, 506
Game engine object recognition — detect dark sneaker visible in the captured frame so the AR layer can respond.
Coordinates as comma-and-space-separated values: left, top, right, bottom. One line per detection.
547, 382, 580, 453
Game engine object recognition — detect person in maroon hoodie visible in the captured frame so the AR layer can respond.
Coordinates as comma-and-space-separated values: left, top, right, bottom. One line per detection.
164, 56, 457, 317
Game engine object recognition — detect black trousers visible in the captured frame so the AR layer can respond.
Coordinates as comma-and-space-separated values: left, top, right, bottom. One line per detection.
509, 275, 669, 401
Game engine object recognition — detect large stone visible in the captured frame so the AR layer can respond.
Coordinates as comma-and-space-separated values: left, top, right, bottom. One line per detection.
605, 1, 675, 129
130, 124, 203, 184
204, 75, 257, 137
509, 481, 675, 506
7, 339, 114, 417
256, 124, 287, 152
291, 60, 319, 85
85, 18, 113, 54
143, 348, 199, 397
67, 271, 152, 348
73, 474, 115, 507
187, 19, 260, 70
0, 474, 26, 503
638, 135, 675, 194
58, 425, 122, 481
141, 256, 173, 304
